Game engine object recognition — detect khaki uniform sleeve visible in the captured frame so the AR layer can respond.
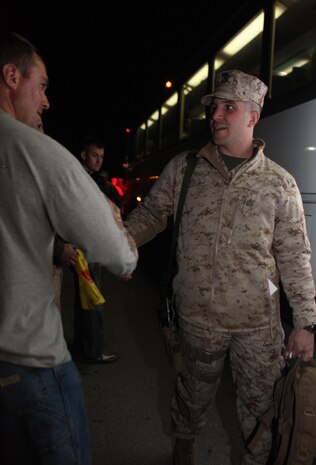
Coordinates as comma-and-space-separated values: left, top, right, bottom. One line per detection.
125, 157, 180, 247
273, 179, 316, 328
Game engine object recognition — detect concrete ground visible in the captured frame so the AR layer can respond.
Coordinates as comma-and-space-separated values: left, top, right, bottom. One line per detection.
60, 257, 244, 465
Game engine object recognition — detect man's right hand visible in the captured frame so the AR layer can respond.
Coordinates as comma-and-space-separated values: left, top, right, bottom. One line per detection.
60, 243, 78, 266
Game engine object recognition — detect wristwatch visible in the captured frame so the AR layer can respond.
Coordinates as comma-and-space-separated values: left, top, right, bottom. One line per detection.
303, 323, 316, 333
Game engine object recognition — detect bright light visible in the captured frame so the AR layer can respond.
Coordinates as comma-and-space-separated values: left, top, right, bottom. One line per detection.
165, 80, 173, 88
276, 58, 310, 76
184, 64, 209, 95
161, 92, 178, 115
215, 57, 224, 70
222, 12, 264, 56
217, 3, 286, 62
147, 110, 159, 128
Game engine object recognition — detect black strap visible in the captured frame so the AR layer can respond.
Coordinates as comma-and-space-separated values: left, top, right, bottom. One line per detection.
159, 150, 198, 328
166, 151, 198, 280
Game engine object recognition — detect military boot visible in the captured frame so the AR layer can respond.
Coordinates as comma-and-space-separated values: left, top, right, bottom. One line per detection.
173, 438, 197, 465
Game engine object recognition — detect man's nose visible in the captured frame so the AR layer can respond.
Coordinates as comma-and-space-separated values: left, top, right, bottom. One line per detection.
211, 108, 223, 120
42, 94, 50, 110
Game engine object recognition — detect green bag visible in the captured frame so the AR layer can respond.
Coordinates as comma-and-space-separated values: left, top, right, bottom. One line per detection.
247, 358, 316, 465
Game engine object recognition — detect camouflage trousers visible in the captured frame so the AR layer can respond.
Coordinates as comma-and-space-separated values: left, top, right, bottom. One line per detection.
171, 320, 285, 465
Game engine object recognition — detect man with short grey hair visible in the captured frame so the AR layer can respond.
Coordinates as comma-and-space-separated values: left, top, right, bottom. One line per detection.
0, 30, 137, 465
125, 69, 316, 465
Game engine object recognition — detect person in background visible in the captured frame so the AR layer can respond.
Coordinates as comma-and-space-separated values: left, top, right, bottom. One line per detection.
0, 30, 137, 465
124, 69, 316, 465
71, 136, 121, 364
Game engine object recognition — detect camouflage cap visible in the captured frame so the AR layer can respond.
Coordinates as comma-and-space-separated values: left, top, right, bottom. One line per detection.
200, 69, 268, 108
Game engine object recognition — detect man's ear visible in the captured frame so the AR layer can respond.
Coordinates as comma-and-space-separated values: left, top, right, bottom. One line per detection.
80, 151, 86, 160
2, 63, 21, 89
248, 110, 260, 128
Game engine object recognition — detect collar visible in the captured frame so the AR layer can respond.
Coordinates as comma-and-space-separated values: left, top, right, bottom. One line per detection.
196, 139, 265, 179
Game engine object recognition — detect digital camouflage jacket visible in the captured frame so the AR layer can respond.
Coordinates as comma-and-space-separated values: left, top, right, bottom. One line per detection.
125, 140, 316, 332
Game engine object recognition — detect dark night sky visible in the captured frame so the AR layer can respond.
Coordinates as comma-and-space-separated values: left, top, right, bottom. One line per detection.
3, 1, 236, 175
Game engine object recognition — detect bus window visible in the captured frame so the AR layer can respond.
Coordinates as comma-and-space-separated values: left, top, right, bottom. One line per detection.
182, 63, 209, 140
273, 0, 316, 96
214, 8, 264, 77
146, 110, 159, 157
135, 123, 146, 161
161, 92, 178, 149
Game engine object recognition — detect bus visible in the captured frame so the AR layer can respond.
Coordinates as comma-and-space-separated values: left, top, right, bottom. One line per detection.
123, 0, 316, 284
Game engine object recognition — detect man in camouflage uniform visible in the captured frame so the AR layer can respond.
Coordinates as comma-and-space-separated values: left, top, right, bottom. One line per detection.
125, 69, 316, 465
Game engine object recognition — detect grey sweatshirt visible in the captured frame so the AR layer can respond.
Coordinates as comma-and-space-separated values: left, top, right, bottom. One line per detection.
0, 112, 138, 367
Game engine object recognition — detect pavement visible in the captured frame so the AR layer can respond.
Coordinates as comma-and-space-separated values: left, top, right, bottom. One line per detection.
60, 250, 244, 465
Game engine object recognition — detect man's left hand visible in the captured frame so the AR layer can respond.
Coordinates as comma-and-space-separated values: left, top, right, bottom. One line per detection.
285, 328, 314, 361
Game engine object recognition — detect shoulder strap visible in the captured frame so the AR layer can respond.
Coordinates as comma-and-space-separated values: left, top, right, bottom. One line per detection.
158, 151, 198, 328
166, 151, 198, 281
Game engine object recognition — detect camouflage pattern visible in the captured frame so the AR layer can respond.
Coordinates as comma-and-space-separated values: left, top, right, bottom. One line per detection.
200, 69, 268, 108
125, 140, 316, 332
171, 320, 285, 465
125, 138, 316, 464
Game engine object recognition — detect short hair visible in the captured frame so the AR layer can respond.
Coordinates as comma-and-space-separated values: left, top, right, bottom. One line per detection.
244, 100, 262, 115
81, 136, 105, 152
0, 30, 42, 78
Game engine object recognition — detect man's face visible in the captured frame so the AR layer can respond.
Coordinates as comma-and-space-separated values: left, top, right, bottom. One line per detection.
209, 98, 257, 152
81, 145, 104, 174
13, 53, 50, 131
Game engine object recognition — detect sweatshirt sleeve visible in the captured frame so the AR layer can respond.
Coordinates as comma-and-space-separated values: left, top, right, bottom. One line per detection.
35, 141, 138, 277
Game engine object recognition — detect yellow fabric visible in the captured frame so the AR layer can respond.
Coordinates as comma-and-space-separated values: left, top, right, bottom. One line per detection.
74, 249, 105, 310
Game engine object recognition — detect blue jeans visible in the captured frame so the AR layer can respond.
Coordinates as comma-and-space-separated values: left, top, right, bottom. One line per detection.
0, 360, 91, 465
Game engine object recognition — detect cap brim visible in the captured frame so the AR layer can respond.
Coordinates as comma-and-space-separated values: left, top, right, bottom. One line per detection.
201, 91, 252, 106
200, 94, 214, 105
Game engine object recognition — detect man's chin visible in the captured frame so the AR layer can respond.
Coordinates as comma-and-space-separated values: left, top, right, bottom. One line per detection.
35, 120, 44, 133
212, 136, 220, 146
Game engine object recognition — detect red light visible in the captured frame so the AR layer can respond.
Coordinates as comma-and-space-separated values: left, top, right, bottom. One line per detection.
111, 177, 124, 196
125, 128, 131, 134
